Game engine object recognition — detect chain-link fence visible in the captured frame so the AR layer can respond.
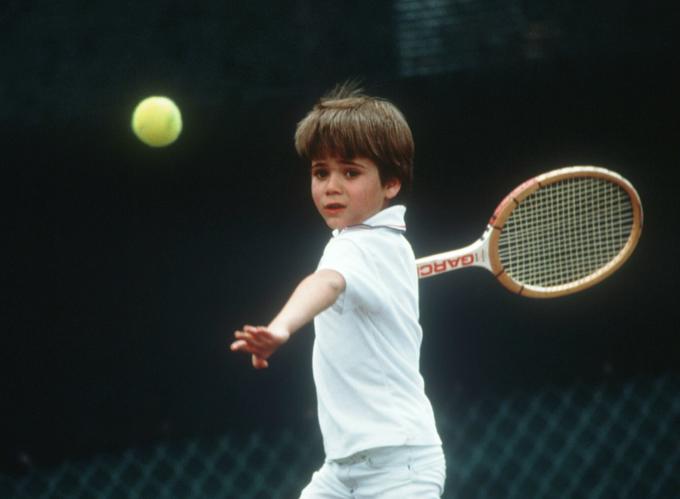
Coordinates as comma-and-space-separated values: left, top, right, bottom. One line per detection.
2, 373, 678, 499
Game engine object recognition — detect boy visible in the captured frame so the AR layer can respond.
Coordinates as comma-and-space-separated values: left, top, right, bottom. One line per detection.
231, 83, 445, 498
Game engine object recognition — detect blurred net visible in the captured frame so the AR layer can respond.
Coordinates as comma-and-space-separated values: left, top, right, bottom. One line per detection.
2, 373, 677, 498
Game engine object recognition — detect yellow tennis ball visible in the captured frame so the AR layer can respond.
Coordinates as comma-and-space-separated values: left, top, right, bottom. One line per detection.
131, 96, 182, 147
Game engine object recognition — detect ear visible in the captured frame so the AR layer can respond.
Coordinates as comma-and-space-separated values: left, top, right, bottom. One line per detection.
384, 177, 402, 200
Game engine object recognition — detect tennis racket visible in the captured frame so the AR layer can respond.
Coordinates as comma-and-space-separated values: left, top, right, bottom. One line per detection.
416, 166, 643, 298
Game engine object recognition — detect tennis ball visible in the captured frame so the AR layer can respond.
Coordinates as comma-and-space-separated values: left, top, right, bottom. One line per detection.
131, 96, 182, 147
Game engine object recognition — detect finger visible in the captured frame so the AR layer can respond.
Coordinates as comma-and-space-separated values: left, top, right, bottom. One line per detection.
234, 326, 259, 339
231, 340, 266, 356
243, 324, 264, 333
252, 354, 269, 369
234, 329, 258, 338
233, 331, 251, 341
230, 339, 247, 351
234, 331, 269, 349
244, 325, 273, 337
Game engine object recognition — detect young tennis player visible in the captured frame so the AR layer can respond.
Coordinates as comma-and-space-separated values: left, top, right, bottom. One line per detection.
231, 83, 445, 498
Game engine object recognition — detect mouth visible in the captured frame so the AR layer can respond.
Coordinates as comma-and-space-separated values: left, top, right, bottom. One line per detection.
324, 203, 346, 214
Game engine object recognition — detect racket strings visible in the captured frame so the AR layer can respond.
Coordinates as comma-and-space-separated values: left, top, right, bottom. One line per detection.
498, 177, 634, 288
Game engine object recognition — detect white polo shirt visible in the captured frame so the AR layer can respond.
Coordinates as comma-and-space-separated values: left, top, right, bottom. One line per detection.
313, 205, 441, 459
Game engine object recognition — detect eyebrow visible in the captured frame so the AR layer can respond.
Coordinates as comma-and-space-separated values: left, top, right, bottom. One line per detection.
311, 159, 366, 168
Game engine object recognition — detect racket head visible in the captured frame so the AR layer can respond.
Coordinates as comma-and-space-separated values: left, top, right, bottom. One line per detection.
486, 166, 643, 298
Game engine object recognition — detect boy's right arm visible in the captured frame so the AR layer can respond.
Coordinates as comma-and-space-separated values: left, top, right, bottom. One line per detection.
230, 269, 345, 369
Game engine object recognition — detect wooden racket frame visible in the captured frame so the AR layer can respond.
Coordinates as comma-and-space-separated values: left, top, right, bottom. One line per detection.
417, 166, 643, 298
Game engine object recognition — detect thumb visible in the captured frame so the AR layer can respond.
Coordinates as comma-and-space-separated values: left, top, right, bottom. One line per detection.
252, 354, 269, 369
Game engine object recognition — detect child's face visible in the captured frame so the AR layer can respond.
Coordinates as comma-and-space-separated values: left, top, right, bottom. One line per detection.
311, 156, 401, 230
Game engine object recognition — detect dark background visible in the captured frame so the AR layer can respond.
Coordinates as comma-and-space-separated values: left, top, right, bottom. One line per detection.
2, 0, 679, 473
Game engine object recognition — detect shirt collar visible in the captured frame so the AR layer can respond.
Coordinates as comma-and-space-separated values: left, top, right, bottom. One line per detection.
332, 205, 407, 237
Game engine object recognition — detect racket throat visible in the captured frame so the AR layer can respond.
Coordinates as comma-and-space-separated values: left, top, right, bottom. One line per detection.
416, 229, 492, 278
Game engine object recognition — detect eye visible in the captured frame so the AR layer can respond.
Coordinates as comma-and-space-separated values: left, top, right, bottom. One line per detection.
345, 169, 360, 179
312, 168, 328, 180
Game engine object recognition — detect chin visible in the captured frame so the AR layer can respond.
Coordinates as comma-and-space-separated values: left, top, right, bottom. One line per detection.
324, 218, 346, 230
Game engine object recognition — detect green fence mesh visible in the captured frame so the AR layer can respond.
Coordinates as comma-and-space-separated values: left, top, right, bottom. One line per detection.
2, 373, 678, 499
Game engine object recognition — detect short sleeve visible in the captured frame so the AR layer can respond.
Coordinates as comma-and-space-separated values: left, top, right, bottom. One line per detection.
317, 236, 380, 313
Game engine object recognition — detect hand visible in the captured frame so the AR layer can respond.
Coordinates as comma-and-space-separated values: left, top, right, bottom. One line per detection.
230, 324, 290, 369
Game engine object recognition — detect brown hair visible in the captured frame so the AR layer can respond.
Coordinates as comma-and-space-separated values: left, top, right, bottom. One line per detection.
294, 82, 414, 193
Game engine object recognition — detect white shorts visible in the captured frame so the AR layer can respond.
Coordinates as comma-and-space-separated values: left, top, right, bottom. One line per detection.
299, 445, 446, 499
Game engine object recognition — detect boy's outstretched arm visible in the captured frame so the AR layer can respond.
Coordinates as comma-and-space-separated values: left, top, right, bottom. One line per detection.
231, 269, 345, 369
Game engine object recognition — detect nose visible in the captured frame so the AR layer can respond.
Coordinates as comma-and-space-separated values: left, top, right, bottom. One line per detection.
325, 171, 343, 194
